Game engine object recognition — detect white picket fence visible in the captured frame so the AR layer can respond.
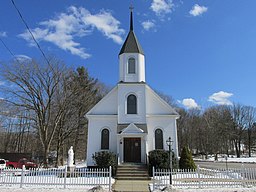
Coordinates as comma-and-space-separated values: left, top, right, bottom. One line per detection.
153, 166, 256, 190
0, 165, 112, 190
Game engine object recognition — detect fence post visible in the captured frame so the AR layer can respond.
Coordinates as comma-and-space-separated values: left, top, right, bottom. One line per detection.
64, 166, 67, 189
20, 165, 25, 188
152, 166, 155, 191
197, 165, 201, 189
109, 166, 112, 191
241, 164, 246, 187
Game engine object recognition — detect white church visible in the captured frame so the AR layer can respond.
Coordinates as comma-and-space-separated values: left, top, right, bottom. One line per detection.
86, 8, 179, 166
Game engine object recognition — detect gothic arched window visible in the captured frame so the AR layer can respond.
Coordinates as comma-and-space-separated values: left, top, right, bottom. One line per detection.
128, 58, 136, 74
127, 94, 137, 114
101, 129, 109, 150
155, 129, 163, 149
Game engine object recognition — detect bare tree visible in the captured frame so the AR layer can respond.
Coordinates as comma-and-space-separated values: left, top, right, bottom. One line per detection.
244, 106, 256, 157
176, 108, 189, 154
230, 103, 247, 157
177, 108, 202, 155
1, 58, 69, 165
202, 105, 233, 159
156, 91, 179, 109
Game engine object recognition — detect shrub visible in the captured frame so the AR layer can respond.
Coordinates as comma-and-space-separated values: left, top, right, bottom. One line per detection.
149, 150, 169, 169
92, 151, 117, 175
148, 150, 178, 175
179, 146, 196, 170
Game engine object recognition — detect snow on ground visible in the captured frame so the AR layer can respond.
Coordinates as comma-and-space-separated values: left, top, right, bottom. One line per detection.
0, 187, 105, 192
2, 159, 256, 191
176, 188, 256, 192
194, 156, 256, 163
0, 187, 256, 192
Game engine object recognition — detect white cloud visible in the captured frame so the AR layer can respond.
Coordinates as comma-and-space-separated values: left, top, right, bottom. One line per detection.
82, 9, 124, 44
14, 55, 32, 62
208, 91, 233, 105
19, 6, 124, 59
0, 31, 7, 37
181, 98, 200, 109
141, 20, 155, 31
189, 4, 208, 16
150, 0, 174, 17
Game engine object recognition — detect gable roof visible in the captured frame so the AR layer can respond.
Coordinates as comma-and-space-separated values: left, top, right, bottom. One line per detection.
146, 85, 179, 116
86, 84, 179, 117
118, 123, 147, 134
117, 123, 147, 134
86, 86, 118, 116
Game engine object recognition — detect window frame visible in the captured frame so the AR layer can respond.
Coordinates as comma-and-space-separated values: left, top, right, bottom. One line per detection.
101, 128, 110, 150
127, 94, 137, 114
128, 57, 136, 74
155, 128, 164, 150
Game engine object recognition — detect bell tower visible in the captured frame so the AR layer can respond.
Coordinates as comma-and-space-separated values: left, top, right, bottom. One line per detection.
119, 6, 145, 83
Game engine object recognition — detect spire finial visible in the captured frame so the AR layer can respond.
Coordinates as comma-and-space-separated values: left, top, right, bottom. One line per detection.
129, 5, 134, 31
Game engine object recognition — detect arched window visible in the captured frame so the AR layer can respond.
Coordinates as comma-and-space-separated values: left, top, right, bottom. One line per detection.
155, 129, 163, 149
128, 58, 135, 74
101, 129, 109, 150
127, 94, 137, 114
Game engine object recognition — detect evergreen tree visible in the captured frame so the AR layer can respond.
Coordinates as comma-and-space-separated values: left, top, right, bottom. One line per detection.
179, 146, 196, 169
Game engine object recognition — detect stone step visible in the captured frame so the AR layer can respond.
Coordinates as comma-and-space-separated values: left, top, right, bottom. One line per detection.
115, 176, 151, 180
116, 173, 149, 177
117, 169, 147, 173
117, 167, 147, 170
112, 180, 151, 192
117, 165, 147, 169
116, 169, 148, 174
118, 163, 146, 166
116, 164, 150, 180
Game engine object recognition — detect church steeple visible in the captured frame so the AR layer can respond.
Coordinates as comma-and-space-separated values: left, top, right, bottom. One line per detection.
118, 7, 145, 83
119, 7, 144, 55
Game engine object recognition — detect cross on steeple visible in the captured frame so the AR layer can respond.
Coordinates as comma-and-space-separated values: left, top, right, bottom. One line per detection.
129, 4, 134, 12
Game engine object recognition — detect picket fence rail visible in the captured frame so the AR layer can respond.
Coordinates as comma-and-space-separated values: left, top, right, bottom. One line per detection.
153, 166, 256, 190
0, 165, 112, 191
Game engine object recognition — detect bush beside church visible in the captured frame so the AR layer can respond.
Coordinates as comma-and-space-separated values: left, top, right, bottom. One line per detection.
92, 151, 117, 175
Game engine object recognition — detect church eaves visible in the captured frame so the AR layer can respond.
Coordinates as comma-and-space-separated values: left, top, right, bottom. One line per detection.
119, 7, 144, 55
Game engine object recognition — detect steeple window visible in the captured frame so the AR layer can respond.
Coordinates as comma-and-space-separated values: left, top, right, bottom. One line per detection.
128, 58, 136, 74
127, 94, 137, 114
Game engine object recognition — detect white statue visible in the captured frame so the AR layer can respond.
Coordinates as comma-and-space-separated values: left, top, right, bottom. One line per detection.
67, 146, 74, 166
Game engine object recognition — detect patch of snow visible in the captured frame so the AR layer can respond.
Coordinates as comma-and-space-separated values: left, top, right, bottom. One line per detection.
1, 186, 256, 192
194, 156, 256, 163
0, 187, 109, 192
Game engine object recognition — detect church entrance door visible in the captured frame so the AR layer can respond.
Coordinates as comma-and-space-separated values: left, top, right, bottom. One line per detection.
124, 138, 141, 163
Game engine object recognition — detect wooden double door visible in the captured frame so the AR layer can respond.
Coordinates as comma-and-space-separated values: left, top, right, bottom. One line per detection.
124, 138, 141, 163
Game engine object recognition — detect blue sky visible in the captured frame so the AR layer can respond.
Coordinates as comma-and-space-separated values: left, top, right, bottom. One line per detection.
0, 0, 256, 109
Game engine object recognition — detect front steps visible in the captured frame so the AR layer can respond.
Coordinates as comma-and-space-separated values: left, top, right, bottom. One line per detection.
115, 163, 151, 180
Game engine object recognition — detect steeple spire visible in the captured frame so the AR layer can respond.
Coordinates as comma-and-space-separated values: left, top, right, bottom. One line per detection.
129, 5, 134, 31
119, 6, 144, 55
